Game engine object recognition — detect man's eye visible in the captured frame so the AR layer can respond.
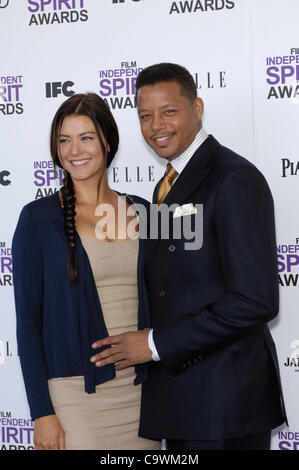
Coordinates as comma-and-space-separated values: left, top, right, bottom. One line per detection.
141, 114, 150, 120
165, 109, 176, 115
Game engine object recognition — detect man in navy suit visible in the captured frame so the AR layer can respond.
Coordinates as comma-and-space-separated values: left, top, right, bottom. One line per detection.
91, 63, 286, 450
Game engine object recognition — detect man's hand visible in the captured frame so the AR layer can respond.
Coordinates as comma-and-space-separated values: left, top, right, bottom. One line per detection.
90, 328, 152, 370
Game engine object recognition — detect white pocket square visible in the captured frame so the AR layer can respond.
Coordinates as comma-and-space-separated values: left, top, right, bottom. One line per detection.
173, 203, 197, 218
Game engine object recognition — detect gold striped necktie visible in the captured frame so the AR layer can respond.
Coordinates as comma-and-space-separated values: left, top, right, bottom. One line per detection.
157, 162, 178, 206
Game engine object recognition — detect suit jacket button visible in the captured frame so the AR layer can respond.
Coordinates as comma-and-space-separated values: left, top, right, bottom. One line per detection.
158, 290, 166, 297
168, 245, 176, 252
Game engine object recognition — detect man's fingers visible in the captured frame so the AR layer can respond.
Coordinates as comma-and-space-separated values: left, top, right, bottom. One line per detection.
90, 346, 122, 364
115, 360, 131, 371
93, 352, 125, 367
92, 334, 121, 349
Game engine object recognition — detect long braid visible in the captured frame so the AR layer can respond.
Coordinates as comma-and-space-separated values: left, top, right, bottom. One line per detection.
50, 92, 119, 284
61, 171, 79, 286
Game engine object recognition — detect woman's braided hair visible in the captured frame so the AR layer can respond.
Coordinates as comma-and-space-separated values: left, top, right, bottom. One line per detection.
50, 93, 119, 286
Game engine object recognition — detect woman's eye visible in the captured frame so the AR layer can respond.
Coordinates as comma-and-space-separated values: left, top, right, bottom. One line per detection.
59, 139, 69, 144
82, 136, 92, 141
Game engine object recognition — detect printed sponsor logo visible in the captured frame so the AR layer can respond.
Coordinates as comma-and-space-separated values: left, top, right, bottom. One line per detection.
0, 75, 23, 116
0, 411, 34, 450
109, 164, 155, 185
194, 70, 227, 91
45, 81, 75, 98
99, 61, 142, 110
278, 431, 299, 451
266, 48, 299, 100
27, 0, 88, 26
99, 61, 227, 111
0, 242, 12, 287
0, 341, 17, 365
0, 171, 11, 187
284, 340, 299, 371
281, 158, 299, 177
277, 240, 299, 287
33, 160, 63, 199
169, 0, 235, 15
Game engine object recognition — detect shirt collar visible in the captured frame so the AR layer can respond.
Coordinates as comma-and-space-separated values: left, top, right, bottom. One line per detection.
170, 127, 208, 176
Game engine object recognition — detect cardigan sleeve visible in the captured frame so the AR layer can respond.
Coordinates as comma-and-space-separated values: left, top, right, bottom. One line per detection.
12, 205, 55, 420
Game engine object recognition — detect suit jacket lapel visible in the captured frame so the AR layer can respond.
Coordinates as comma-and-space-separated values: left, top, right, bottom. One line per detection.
146, 135, 220, 266
163, 135, 219, 207
153, 177, 163, 204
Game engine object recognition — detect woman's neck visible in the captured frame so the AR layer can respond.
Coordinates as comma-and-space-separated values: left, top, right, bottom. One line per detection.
72, 173, 117, 206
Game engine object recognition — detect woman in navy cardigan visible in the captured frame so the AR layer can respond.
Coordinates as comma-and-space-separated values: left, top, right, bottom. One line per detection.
12, 93, 158, 450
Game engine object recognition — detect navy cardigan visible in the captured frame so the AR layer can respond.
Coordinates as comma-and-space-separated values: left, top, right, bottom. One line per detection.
12, 191, 150, 420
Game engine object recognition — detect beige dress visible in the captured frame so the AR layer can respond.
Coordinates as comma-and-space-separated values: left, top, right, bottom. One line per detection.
48, 236, 160, 450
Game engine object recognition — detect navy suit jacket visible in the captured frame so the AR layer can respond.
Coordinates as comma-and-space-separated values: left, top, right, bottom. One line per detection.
139, 135, 286, 440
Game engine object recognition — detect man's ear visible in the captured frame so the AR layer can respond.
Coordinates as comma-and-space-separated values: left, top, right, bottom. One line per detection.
194, 97, 204, 122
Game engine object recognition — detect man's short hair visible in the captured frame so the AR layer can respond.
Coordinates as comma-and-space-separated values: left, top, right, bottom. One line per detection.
135, 63, 197, 102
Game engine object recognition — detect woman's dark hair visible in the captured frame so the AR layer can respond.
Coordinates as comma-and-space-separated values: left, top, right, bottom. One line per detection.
50, 93, 119, 286
135, 62, 197, 102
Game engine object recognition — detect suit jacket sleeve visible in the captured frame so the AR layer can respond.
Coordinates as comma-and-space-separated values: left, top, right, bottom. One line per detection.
12, 206, 55, 419
153, 164, 279, 375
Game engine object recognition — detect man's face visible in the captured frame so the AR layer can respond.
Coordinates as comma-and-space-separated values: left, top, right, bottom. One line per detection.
137, 80, 203, 161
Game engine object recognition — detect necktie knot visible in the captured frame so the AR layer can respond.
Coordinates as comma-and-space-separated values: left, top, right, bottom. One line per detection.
157, 163, 178, 205
165, 162, 178, 183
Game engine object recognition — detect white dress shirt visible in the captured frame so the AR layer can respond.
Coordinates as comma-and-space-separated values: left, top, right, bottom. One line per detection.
148, 128, 209, 361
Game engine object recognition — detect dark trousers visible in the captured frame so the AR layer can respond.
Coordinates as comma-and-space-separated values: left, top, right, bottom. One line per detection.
167, 432, 271, 450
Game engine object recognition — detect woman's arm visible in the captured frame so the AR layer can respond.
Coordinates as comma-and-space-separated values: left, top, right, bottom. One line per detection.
12, 205, 55, 420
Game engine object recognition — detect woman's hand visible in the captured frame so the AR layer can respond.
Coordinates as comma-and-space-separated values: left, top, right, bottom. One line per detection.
34, 414, 66, 450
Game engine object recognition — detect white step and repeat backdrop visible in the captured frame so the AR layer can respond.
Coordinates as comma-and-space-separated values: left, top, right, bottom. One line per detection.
0, 0, 298, 450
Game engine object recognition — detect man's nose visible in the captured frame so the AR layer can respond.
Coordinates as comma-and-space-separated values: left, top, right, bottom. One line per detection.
151, 113, 165, 131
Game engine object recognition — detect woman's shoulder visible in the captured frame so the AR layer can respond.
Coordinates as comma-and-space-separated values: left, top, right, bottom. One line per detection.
19, 192, 62, 224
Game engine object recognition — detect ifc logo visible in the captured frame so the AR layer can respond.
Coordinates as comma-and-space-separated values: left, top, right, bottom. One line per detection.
0, 171, 11, 186
45, 81, 75, 98
0, 0, 9, 8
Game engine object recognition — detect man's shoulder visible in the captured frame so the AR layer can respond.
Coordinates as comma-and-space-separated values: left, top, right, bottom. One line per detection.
208, 141, 272, 198
212, 141, 255, 171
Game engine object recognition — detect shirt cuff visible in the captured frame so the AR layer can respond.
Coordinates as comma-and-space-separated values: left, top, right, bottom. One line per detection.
148, 329, 161, 361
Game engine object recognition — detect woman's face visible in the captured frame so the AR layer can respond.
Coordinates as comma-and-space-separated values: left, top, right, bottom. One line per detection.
58, 114, 108, 183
